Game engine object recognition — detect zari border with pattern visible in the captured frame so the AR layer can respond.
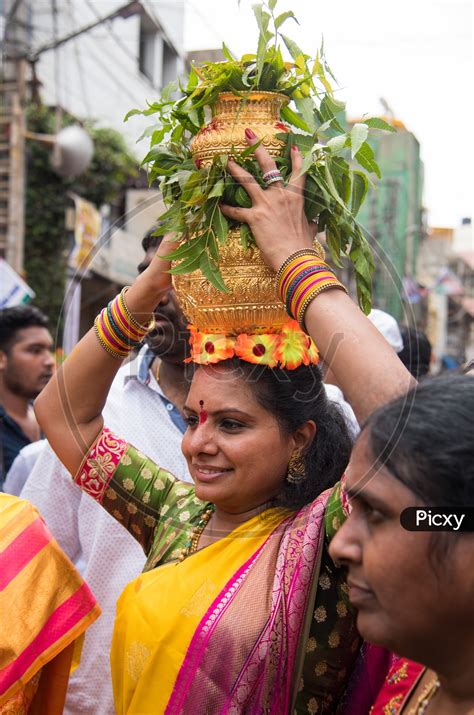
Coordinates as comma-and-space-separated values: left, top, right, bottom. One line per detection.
74, 427, 127, 503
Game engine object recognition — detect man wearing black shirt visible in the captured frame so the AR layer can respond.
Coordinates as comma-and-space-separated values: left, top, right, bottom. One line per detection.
0, 305, 54, 486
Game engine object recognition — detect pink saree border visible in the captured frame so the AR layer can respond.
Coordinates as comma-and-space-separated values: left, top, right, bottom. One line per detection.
166, 490, 330, 714
164, 524, 283, 714
226, 494, 328, 714
73, 427, 127, 503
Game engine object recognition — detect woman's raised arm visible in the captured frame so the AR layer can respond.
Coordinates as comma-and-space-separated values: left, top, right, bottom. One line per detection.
34, 241, 175, 476
220, 139, 414, 422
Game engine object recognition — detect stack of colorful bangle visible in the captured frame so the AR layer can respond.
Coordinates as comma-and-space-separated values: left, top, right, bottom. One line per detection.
94, 287, 151, 359
276, 249, 348, 331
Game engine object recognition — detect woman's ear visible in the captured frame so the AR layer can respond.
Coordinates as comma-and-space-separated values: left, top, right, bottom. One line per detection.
293, 420, 317, 453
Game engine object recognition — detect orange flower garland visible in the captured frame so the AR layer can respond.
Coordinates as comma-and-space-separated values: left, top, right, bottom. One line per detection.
186, 321, 319, 370
235, 333, 280, 368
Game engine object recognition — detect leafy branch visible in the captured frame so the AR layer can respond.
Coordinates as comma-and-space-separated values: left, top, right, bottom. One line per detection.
126, 0, 396, 312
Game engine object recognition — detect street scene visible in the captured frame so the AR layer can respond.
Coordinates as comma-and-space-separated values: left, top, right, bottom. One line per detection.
1, 1, 472, 713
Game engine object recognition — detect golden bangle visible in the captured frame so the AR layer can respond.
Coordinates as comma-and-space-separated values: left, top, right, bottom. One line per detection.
120, 287, 153, 333
275, 249, 325, 287
93, 322, 128, 360
297, 282, 348, 332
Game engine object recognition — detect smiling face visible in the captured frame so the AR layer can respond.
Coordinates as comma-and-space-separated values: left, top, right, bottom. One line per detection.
181, 365, 309, 514
329, 429, 474, 666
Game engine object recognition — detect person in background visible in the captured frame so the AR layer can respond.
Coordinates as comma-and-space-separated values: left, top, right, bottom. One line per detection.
398, 325, 432, 379
13, 229, 192, 715
330, 375, 474, 714
0, 305, 54, 486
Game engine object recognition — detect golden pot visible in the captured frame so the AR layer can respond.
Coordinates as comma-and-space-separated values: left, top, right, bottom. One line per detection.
190, 90, 289, 167
174, 91, 290, 335
173, 226, 287, 334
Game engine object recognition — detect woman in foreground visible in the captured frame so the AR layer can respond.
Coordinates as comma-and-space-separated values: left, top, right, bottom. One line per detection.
35, 139, 412, 713
330, 374, 474, 715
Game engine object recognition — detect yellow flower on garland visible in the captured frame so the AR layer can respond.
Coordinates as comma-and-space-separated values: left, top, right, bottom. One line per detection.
277, 320, 319, 369
234, 332, 280, 367
186, 326, 235, 364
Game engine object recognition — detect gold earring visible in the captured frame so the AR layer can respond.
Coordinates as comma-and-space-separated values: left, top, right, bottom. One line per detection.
286, 452, 306, 484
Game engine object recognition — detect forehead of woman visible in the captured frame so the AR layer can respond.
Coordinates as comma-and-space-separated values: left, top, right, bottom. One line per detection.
187, 364, 263, 414
345, 429, 418, 510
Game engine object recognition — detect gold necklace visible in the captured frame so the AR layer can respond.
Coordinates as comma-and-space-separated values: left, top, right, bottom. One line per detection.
410, 676, 440, 714
178, 505, 215, 562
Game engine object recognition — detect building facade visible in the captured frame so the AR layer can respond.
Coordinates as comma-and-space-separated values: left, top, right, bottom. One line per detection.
355, 120, 425, 321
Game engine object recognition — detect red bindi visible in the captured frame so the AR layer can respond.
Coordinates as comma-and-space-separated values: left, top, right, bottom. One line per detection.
199, 400, 208, 425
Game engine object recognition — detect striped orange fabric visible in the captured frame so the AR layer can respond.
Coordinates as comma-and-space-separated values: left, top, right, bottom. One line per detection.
0, 494, 100, 709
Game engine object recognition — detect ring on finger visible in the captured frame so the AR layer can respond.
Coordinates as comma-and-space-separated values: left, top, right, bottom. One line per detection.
262, 169, 283, 186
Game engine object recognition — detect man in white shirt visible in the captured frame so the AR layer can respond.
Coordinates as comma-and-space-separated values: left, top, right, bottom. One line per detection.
16, 231, 193, 714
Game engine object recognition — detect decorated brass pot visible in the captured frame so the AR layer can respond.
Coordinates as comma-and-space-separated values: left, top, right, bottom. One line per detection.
190, 90, 289, 167
173, 91, 290, 335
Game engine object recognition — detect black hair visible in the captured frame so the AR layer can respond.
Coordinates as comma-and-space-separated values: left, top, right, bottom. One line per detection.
398, 326, 432, 379
0, 305, 50, 353
206, 359, 352, 511
365, 374, 474, 508
141, 225, 164, 253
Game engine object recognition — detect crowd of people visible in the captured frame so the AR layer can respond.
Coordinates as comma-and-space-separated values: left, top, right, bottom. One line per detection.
0, 139, 472, 714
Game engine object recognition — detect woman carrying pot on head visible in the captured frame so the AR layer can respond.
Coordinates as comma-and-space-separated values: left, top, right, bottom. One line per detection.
329, 374, 474, 715
34, 138, 413, 714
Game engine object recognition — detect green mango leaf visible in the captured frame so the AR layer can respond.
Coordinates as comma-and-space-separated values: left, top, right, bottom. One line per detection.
164, 234, 205, 261
240, 222, 253, 250
325, 224, 344, 268
275, 10, 298, 29
355, 141, 381, 178
268, 0, 278, 11
208, 232, 219, 261
208, 179, 225, 198
124, 108, 143, 122
327, 134, 348, 153
294, 97, 317, 132
324, 161, 346, 209
186, 66, 199, 92
211, 207, 229, 244
280, 33, 305, 62
340, 173, 351, 205
350, 123, 369, 159
239, 137, 264, 158
199, 253, 229, 292
169, 252, 203, 275
283, 132, 314, 154
303, 175, 328, 221
235, 186, 253, 208
221, 43, 235, 61
351, 171, 369, 216
280, 105, 310, 132
361, 117, 396, 132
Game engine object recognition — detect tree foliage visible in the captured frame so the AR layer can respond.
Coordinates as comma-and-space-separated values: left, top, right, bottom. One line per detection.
127, 0, 395, 312
24, 104, 137, 337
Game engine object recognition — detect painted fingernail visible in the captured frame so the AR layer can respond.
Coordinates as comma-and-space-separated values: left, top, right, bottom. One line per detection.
291, 145, 299, 152
245, 128, 257, 139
